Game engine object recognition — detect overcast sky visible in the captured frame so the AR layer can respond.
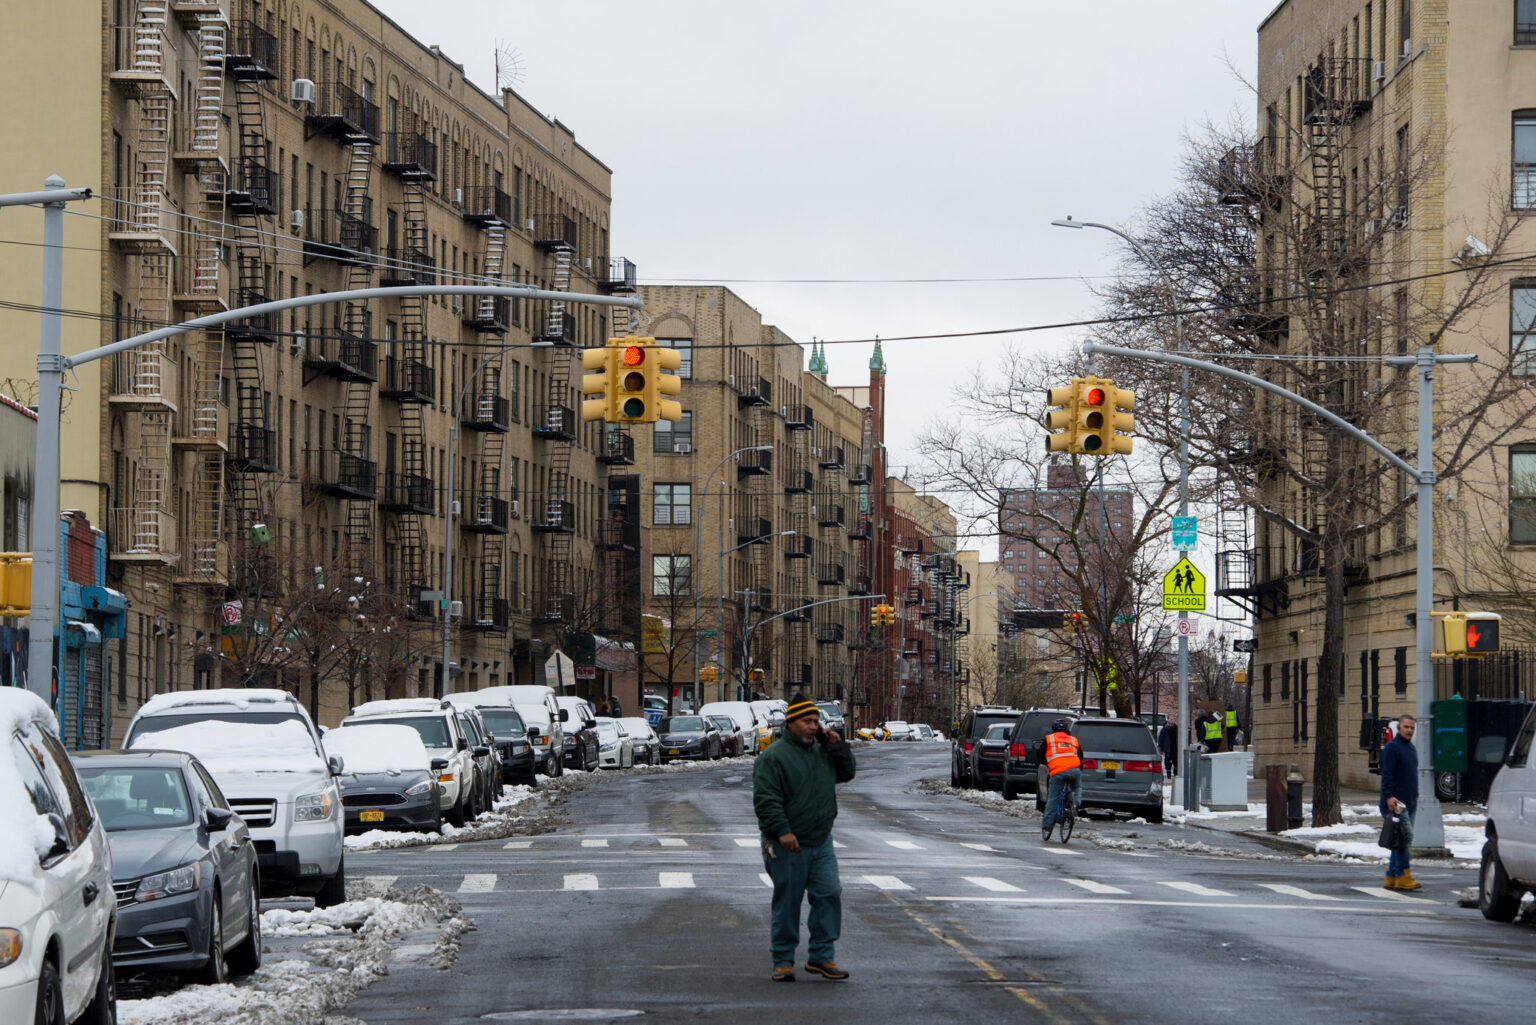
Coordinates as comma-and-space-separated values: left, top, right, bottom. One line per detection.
374, 0, 1272, 478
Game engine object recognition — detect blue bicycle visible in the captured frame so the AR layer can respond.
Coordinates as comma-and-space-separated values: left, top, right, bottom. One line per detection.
1043, 784, 1076, 843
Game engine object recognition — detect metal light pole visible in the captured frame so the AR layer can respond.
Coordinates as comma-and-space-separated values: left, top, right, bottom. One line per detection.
1053, 217, 1191, 806
691, 445, 772, 711
720, 532, 792, 702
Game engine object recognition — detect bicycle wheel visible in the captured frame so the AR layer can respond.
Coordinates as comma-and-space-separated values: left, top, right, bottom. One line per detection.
1059, 795, 1076, 843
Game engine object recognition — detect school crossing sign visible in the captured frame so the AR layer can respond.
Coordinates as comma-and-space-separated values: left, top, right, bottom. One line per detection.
1162, 558, 1206, 612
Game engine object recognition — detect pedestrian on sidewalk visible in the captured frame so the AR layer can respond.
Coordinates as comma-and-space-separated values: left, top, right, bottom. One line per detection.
1158, 718, 1178, 775
753, 695, 857, 982
1379, 713, 1421, 890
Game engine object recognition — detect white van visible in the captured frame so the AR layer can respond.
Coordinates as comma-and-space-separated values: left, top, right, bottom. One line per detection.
1480, 703, 1536, 921
699, 701, 762, 755
494, 686, 567, 777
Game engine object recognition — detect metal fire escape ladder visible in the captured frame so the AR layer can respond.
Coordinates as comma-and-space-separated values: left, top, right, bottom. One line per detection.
535, 231, 576, 624
341, 137, 379, 580
748, 391, 775, 687
786, 405, 813, 693
471, 213, 508, 630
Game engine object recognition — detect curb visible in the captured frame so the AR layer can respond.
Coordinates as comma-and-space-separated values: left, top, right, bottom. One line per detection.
1181, 819, 1316, 856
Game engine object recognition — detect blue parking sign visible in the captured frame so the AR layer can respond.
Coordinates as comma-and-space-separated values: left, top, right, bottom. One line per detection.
1172, 516, 1197, 550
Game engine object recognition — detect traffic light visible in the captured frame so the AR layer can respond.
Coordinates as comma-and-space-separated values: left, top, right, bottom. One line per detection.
1077, 378, 1111, 453
884, 605, 896, 626
1065, 611, 1085, 634
580, 337, 685, 423
580, 346, 616, 421
0, 553, 31, 616
1438, 612, 1501, 655
871, 605, 882, 628
1045, 383, 1079, 453
700, 665, 718, 683
1107, 383, 1135, 455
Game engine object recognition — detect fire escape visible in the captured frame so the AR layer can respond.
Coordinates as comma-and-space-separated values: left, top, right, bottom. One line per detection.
459, 180, 513, 633
783, 402, 814, 694
737, 374, 774, 694
814, 426, 846, 700
107, 3, 182, 577
846, 407, 876, 705
597, 258, 640, 644
222, 15, 280, 593
530, 213, 578, 627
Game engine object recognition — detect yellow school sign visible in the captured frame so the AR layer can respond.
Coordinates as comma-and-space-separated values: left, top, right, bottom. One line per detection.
1162, 558, 1206, 611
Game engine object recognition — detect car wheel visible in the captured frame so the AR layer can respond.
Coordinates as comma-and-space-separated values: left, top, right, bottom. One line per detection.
950, 760, 961, 787
80, 940, 115, 1025
1146, 804, 1165, 825
316, 854, 346, 909
1001, 779, 1018, 801
1480, 838, 1523, 922
1435, 772, 1460, 803
447, 789, 466, 828
228, 876, 262, 975
196, 892, 229, 985
34, 955, 61, 1025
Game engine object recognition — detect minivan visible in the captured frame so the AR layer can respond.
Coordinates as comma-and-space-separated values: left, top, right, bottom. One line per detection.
1480, 703, 1536, 921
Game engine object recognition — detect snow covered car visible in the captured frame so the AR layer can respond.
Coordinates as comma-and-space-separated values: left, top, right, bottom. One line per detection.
74, 749, 261, 984
447, 693, 538, 787
0, 688, 116, 1025
321, 725, 444, 834
555, 696, 601, 772
1480, 703, 1536, 921
338, 699, 480, 827
125, 688, 346, 906
594, 718, 634, 769
618, 717, 661, 765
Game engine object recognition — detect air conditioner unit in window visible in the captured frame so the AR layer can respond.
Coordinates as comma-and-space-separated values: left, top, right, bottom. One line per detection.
452, 296, 464, 313
291, 78, 315, 104
1373, 60, 1386, 85
454, 187, 463, 205
290, 208, 304, 231
510, 499, 520, 518
1402, 37, 1412, 57
449, 600, 464, 618
727, 374, 736, 388
525, 218, 535, 232
673, 442, 692, 454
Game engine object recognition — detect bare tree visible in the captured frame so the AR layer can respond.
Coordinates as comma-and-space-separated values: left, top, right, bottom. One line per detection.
641, 540, 703, 714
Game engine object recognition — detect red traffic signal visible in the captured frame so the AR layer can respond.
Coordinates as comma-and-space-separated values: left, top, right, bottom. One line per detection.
1465, 615, 1500, 654
1084, 386, 1105, 406
623, 345, 645, 366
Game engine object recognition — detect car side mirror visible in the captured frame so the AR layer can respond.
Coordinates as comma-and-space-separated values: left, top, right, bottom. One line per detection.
457, 737, 469, 751
44, 813, 69, 861
204, 807, 234, 832
474, 746, 490, 758
328, 754, 345, 776
527, 726, 541, 738
559, 709, 570, 722
431, 757, 450, 771
584, 719, 597, 729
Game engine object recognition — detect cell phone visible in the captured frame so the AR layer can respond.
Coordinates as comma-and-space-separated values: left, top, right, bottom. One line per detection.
816, 727, 829, 744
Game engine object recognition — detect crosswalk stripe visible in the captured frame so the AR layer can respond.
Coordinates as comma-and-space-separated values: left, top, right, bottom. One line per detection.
365, 875, 397, 891
886, 840, 924, 850
960, 842, 1001, 852
833, 840, 846, 848
1259, 883, 1344, 902
581, 838, 610, 848
1353, 885, 1437, 903
658, 872, 695, 888
862, 875, 912, 891
964, 876, 1023, 893
459, 874, 496, 893
1064, 878, 1129, 895
503, 840, 532, 850
432, 843, 459, 852
759, 872, 773, 887
564, 873, 599, 891
735, 838, 758, 848
658, 838, 687, 847
1159, 881, 1234, 898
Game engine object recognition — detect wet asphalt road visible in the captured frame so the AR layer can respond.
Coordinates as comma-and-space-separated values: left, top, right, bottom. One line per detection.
339, 742, 1532, 1025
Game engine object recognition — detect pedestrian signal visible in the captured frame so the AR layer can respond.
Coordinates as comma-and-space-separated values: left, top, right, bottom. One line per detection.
1436, 612, 1501, 656
0, 553, 31, 616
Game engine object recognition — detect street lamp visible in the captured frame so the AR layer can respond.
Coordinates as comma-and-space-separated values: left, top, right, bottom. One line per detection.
1052, 215, 1194, 808
723, 531, 794, 702
690, 445, 772, 711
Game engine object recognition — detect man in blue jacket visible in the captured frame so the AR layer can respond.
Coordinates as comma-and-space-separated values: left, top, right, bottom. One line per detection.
1379, 714, 1421, 890
753, 695, 857, 982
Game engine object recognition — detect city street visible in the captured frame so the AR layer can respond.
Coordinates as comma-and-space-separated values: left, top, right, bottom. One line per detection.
340, 744, 1532, 1024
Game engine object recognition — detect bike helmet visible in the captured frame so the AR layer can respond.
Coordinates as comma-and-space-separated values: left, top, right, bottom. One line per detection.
1051, 717, 1072, 732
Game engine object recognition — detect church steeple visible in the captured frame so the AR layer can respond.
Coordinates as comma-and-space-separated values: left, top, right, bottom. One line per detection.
869, 336, 886, 375
809, 338, 828, 380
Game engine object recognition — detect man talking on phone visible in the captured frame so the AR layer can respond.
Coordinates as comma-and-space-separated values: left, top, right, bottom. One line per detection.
753, 694, 857, 982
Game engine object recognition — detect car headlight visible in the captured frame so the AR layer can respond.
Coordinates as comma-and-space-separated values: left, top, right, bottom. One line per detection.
600, 742, 616, 751
295, 790, 336, 822
510, 742, 528, 754
0, 928, 21, 968
405, 779, 435, 796
136, 862, 201, 902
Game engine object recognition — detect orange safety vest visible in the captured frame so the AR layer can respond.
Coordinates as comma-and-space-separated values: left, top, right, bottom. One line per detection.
1044, 732, 1081, 775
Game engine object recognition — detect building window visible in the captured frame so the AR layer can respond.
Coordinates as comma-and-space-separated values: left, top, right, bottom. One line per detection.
654, 411, 692, 454
1393, 646, 1408, 696
1511, 445, 1536, 542
1262, 663, 1272, 703
658, 337, 692, 378
1512, 282, 1536, 374
654, 483, 692, 525
1399, 0, 1412, 54
1514, 113, 1536, 209
652, 554, 691, 595
1521, 0, 1536, 45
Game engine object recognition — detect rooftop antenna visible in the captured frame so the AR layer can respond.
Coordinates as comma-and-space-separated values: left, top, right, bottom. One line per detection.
494, 43, 525, 91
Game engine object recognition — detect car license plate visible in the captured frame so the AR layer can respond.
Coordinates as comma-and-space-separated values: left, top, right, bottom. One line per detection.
360, 809, 385, 823
667, 748, 681, 755
1102, 761, 1121, 771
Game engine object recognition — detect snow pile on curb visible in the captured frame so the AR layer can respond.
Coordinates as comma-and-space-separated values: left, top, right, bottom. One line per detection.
344, 783, 543, 851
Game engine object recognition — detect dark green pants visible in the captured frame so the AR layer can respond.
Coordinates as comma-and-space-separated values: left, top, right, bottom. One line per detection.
763, 837, 841, 966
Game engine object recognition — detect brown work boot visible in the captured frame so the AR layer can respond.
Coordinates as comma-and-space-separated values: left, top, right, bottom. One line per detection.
1397, 869, 1423, 891
1382, 874, 1401, 890
804, 961, 850, 980
771, 965, 795, 982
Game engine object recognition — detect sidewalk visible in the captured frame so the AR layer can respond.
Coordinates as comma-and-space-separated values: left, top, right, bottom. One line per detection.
1170, 776, 1487, 863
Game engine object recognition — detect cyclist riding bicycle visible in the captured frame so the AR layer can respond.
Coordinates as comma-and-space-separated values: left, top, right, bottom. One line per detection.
1037, 717, 1082, 840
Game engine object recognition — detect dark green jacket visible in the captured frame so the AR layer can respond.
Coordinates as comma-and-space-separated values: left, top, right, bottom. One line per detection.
752, 734, 856, 847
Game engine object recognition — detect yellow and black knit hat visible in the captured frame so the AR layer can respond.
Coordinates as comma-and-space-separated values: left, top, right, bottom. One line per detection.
784, 698, 819, 723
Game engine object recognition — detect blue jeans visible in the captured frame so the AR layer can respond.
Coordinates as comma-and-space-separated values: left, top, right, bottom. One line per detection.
1385, 805, 1415, 876
763, 837, 841, 966
1043, 769, 1082, 830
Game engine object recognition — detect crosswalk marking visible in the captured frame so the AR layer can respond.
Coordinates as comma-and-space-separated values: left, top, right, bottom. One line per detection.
1064, 878, 1129, 895
503, 840, 532, 850
1260, 883, 1344, 902
364, 875, 397, 891
1159, 881, 1234, 898
759, 872, 773, 887
964, 876, 1023, 893
658, 838, 687, 847
863, 875, 912, 891
959, 842, 1001, 852
1353, 885, 1437, 904
735, 838, 758, 848
581, 838, 610, 848
833, 840, 846, 848
459, 874, 496, 893
658, 872, 695, 889
886, 840, 924, 850
564, 873, 599, 891
432, 844, 459, 852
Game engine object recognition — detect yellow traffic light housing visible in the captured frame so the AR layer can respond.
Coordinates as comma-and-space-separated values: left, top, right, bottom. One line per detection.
580, 347, 616, 421
1107, 384, 1135, 455
581, 337, 686, 424
1045, 384, 1079, 453
0, 553, 31, 616
1436, 611, 1501, 656
884, 606, 896, 626
1077, 379, 1110, 453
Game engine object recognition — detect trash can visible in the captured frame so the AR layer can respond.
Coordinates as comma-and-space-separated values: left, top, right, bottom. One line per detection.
1286, 772, 1304, 829
1203, 752, 1248, 811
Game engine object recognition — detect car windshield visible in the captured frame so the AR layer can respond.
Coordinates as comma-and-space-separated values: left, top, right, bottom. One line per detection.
973, 714, 1017, 736
595, 721, 620, 740
659, 717, 704, 732
1074, 722, 1158, 755
982, 723, 1010, 740
815, 703, 840, 717
343, 715, 450, 749
479, 709, 527, 739
78, 766, 194, 831
709, 716, 734, 731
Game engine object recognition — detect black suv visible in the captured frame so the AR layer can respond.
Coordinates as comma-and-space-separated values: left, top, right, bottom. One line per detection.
951, 705, 1023, 788
1000, 708, 1077, 800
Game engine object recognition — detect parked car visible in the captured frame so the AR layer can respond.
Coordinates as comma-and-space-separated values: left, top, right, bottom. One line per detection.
1480, 702, 1536, 921
0, 688, 116, 1025
710, 715, 747, 757
74, 749, 261, 984
909, 724, 936, 742
814, 701, 847, 736
446, 693, 538, 788
951, 705, 1023, 788
656, 716, 723, 762
699, 702, 761, 755
499, 686, 567, 777
619, 717, 661, 765
454, 707, 501, 812
968, 722, 1012, 790
1035, 717, 1164, 823
1001, 708, 1078, 800
320, 725, 444, 834
125, 688, 346, 905
594, 718, 635, 769
881, 720, 913, 741
751, 699, 788, 749
555, 696, 601, 772
338, 699, 481, 827
643, 696, 668, 727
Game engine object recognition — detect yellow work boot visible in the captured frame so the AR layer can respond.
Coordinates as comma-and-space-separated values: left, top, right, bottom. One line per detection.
1382, 874, 1401, 890
1397, 869, 1423, 891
